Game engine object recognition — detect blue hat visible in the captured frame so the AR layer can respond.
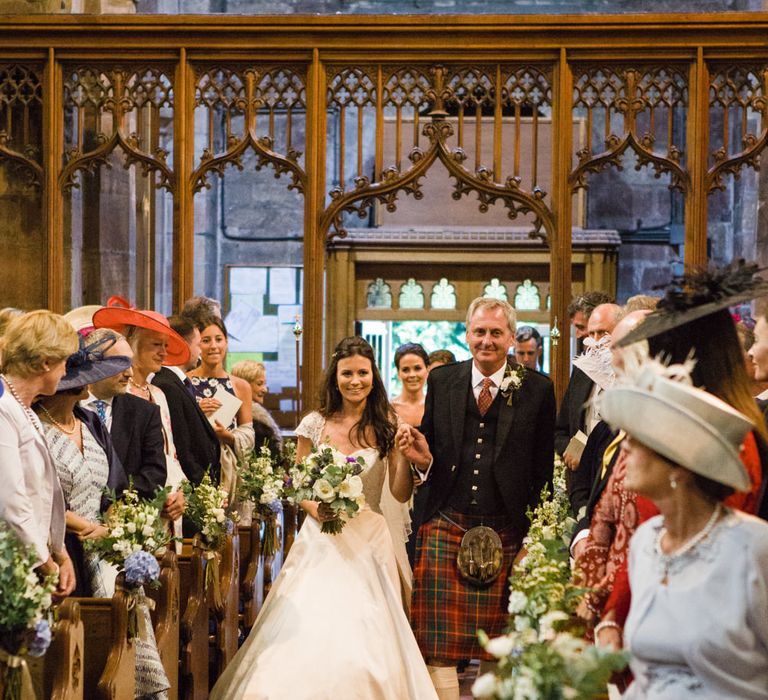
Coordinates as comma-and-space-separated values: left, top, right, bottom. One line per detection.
56, 335, 132, 392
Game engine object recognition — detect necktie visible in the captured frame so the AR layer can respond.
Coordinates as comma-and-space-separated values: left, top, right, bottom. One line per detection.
93, 398, 108, 424
183, 377, 196, 399
477, 377, 494, 416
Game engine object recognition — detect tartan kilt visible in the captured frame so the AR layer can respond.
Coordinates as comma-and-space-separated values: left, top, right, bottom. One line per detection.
411, 510, 521, 662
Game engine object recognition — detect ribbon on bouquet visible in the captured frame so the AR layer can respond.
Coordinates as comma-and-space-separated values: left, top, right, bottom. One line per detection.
0, 649, 35, 700
203, 550, 222, 610
125, 587, 156, 641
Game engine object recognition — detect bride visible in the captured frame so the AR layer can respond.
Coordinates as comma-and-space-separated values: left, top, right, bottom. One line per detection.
210, 337, 438, 700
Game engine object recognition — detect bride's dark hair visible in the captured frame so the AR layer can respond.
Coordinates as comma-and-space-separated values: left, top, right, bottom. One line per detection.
318, 336, 396, 458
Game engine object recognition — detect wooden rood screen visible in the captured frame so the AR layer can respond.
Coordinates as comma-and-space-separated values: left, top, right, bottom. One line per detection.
1, 13, 767, 397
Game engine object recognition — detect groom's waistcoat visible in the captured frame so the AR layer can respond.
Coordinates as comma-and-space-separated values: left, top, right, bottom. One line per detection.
447, 387, 505, 515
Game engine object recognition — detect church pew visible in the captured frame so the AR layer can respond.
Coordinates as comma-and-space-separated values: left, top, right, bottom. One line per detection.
239, 521, 264, 631
76, 574, 136, 700
208, 531, 240, 682
147, 548, 180, 700
177, 536, 209, 700
282, 501, 298, 557
26, 598, 85, 700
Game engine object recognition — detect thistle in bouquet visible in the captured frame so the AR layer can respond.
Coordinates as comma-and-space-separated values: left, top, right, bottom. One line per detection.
0, 522, 56, 700
238, 442, 285, 557
285, 445, 366, 535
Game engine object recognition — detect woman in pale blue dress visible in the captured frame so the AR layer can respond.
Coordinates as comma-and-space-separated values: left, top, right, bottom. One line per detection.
598, 355, 768, 699
211, 337, 438, 700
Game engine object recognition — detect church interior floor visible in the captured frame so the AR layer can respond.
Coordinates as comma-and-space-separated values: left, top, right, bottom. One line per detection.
459, 660, 480, 699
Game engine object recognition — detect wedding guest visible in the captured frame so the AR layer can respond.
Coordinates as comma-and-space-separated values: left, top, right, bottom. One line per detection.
427, 349, 456, 370
623, 294, 659, 313
391, 342, 429, 427
189, 316, 254, 497
92, 307, 187, 530
598, 358, 768, 699
0, 310, 78, 600
152, 315, 221, 486
181, 295, 222, 329
513, 326, 543, 371
400, 298, 555, 700
35, 335, 130, 596
0, 306, 24, 337
231, 359, 283, 456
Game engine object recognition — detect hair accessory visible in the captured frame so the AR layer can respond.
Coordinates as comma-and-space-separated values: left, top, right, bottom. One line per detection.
56, 335, 132, 392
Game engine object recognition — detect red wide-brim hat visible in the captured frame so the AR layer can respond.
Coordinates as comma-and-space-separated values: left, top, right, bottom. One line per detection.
93, 306, 191, 366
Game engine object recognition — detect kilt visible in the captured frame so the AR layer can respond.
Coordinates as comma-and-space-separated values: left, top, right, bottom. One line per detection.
411, 509, 521, 662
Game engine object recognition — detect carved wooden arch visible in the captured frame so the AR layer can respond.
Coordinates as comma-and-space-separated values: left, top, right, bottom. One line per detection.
707, 64, 768, 193
320, 63, 556, 245
190, 64, 307, 195
568, 64, 690, 194
58, 65, 175, 193
0, 63, 43, 188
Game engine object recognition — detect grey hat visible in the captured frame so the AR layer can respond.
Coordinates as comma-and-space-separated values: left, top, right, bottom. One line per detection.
56, 335, 131, 392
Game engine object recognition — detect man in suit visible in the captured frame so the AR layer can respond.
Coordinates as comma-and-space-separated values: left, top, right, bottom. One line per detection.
400, 297, 556, 700
152, 314, 221, 486
82, 330, 171, 507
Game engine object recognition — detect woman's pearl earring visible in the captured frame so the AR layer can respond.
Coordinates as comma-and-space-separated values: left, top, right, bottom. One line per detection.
669, 474, 678, 490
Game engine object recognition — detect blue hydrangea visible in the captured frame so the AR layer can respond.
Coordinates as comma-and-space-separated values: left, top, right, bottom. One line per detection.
225, 518, 235, 534
27, 619, 52, 657
124, 550, 160, 587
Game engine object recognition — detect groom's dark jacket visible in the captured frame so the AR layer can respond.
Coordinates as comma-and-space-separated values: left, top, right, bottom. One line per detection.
420, 359, 556, 536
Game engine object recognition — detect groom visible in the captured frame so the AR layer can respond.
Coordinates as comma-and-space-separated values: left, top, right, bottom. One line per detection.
400, 297, 555, 700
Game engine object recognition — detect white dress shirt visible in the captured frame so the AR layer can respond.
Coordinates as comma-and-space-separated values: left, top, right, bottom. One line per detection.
470, 362, 507, 401
80, 393, 114, 430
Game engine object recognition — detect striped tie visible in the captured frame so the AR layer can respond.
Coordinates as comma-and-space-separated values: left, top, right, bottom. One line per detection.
94, 398, 107, 424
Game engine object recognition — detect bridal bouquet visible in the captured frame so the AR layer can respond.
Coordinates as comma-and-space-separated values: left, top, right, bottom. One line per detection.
473, 454, 628, 699
0, 522, 56, 700
238, 443, 285, 556
285, 446, 366, 534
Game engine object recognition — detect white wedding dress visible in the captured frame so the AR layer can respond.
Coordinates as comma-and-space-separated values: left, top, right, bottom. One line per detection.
210, 412, 438, 700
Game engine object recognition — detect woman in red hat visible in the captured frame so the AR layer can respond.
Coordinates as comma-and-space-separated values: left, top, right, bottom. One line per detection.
92, 306, 188, 542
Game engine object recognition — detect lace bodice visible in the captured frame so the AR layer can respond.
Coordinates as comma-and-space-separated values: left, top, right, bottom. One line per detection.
296, 412, 386, 514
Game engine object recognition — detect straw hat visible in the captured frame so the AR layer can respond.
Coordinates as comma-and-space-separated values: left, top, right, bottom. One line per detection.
599, 359, 752, 491
92, 306, 190, 366
63, 305, 103, 335
57, 335, 132, 392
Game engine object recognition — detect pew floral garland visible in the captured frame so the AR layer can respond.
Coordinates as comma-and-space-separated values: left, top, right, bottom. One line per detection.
284, 445, 366, 535
238, 442, 285, 557
473, 455, 628, 700
0, 521, 55, 700
180, 473, 239, 599
87, 486, 172, 639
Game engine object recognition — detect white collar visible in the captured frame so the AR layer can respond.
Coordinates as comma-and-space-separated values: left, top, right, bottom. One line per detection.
167, 365, 188, 382
471, 361, 507, 388
85, 392, 112, 406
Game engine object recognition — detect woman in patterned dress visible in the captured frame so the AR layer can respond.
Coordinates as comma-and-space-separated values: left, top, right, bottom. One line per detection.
35, 335, 172, 700
188, 316, 254, 497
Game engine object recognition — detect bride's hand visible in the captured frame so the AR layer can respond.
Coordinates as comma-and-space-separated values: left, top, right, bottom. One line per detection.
302, 501, 337, 523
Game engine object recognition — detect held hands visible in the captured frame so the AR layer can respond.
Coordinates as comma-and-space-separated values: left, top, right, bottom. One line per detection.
78, 521, 108, 541
396, 424, 431, 470
302, 500, 337, 523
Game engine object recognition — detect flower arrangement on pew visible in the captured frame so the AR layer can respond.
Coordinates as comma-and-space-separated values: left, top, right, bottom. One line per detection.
238, 442, 285, 557
285, 445, 366, 535
473, 455, 628, 700
87, 486, 173, 639
0, 521, 55, 700
180, 472, 239, 598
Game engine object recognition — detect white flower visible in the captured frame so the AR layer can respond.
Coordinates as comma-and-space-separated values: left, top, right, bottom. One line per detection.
338, 475, 363, 499
312, 478, 336, 503
539, 610, 569, 640
485, 635, 515, 658
142, 524, 154, 537
125, 522, 136, 534
507, 590, 527, 614
471, 672, 498, 699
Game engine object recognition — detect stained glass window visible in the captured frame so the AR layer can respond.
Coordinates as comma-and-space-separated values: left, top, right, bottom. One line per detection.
514, 279, 540, 310
483, 278, 508, 301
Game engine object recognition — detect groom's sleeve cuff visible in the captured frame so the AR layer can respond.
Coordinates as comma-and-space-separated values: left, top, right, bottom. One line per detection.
411, 458, 433, 482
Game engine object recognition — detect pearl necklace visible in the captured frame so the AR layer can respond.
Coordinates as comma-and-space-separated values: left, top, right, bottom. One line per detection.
129, 378, 151, 394
38, 404, 79, 435
1, 373, 43, 432
654, 503, 723, 585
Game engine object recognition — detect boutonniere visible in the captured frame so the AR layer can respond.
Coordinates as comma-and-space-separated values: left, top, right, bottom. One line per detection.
499, 363, 526, 406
